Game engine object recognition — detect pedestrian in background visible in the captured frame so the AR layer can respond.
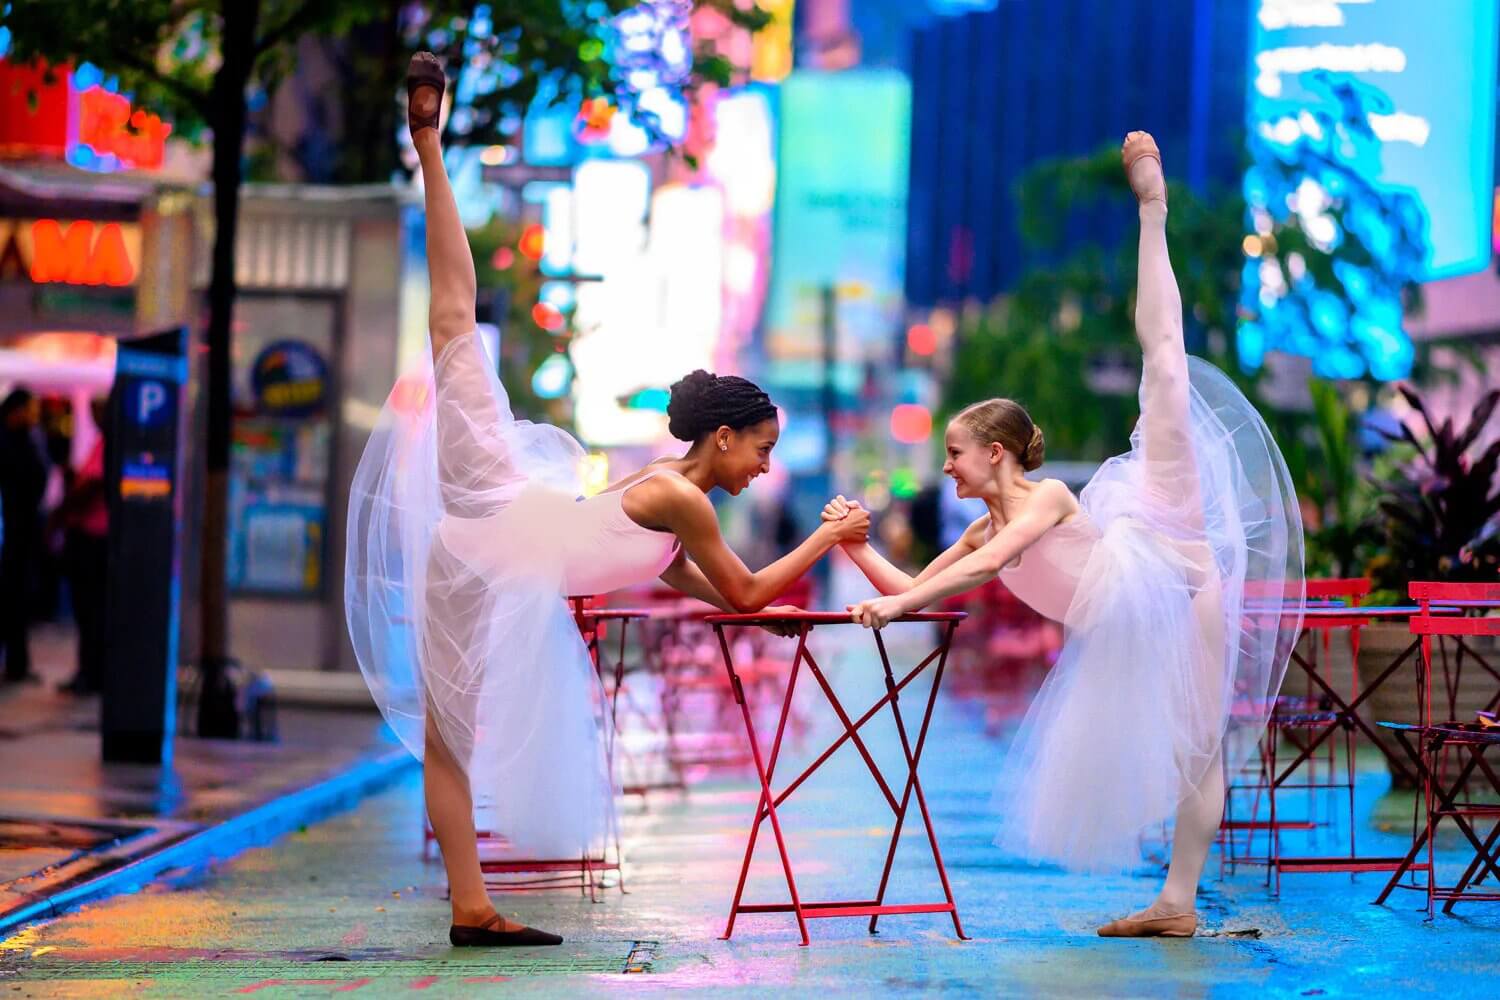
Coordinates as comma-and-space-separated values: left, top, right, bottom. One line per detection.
55, 398, 110, 695
0, 388, 49, 684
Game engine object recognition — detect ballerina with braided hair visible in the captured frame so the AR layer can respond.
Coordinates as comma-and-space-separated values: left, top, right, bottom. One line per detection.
345, 53, 869, 948
825, 132, 1305, 936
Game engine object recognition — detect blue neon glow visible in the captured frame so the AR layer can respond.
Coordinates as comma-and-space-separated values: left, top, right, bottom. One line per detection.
1246, 0, 1499, 281
532, 355, 573, 399
1241, 74, 1426, 379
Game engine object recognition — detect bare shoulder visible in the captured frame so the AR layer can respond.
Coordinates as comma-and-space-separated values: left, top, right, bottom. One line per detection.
1035, 478, 1081, 521
620, 468, 711, 528
961, 513, 992, 546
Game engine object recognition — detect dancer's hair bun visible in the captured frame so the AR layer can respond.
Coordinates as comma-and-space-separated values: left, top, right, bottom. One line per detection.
667, 370, 718, 441
1022, 424, 1046, 472
667, 369, 779, 443
955, 397, 1044, 472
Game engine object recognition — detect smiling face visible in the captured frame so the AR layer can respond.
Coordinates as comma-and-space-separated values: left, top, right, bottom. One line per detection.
942, 420, 1001, 499
712, 416, 780, 495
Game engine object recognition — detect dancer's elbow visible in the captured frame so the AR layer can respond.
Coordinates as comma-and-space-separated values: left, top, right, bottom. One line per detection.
720, 582, 762, 614
724, 589, 763, 614
970, 552, 1007, 579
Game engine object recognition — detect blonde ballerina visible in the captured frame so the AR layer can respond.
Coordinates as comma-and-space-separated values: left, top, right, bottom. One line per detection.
828, 132, 1305, 937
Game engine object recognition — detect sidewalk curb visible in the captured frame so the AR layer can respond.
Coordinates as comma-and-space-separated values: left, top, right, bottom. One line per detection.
0, 748, 417, 938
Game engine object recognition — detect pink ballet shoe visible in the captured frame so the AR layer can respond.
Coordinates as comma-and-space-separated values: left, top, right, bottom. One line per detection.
1096, 908, 1197, 938
1121, 131, 1167, 207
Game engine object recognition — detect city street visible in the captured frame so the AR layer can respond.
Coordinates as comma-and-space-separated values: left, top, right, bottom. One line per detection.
5, 635, 1496, 998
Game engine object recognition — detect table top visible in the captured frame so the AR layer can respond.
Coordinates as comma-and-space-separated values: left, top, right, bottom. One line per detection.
575, 608, 652, 621
1378, 720, 1500, 742
1298, 605, 1467, 621
704, 610, 968, 626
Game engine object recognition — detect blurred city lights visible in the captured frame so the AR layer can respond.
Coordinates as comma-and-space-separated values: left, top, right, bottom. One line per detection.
578, 452, 611, 497
907, 323, 937, 356
531, 301, 565, 332
531, 354, 573, 398
891, 467, 920, 499
890, 404, 933, 444
518, 223, 546, 261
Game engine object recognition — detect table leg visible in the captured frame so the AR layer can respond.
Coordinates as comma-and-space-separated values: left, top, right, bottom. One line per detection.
801, 649, 901, 814
1441, 741, 1500, 913
717, 624, 811, 945
1375, 727, 1431, 905
867, 623, 968, 940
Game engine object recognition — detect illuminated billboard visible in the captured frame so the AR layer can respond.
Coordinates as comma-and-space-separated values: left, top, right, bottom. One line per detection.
1241, 0, 1499, 379
763, 70, 911, 385
1249, 0, 1497, 280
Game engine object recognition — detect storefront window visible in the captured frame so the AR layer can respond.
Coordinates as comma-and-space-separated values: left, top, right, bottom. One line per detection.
227, 295, 336, 596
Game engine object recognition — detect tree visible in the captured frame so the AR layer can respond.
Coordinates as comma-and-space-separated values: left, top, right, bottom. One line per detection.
1, 0, 767, 736
252, 1, 770, 185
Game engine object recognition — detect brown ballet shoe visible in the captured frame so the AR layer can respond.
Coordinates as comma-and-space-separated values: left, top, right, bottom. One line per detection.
1121, 130, 1167, 207
1096, 909, 1197, 938
407, 51, 446, 137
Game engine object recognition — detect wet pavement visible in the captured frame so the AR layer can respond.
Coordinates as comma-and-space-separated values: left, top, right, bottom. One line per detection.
0, 625, 410, 936
3, 626, 1498, 997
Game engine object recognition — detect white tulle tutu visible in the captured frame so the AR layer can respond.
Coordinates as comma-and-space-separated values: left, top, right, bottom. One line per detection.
345, 333, 625, 857
994, 357, 1305, 872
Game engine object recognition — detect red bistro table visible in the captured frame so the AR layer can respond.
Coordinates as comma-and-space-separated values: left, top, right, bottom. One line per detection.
468, 600, 649, 900
704, 610, 969, 946
1224, 604, 1449, 882
1271, 605, 1465, 789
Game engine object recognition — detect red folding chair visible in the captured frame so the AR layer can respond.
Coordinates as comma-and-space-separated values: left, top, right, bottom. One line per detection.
1376, 581, 1500, 916
421, 595, 632, 901
1223, 578, 1373, 889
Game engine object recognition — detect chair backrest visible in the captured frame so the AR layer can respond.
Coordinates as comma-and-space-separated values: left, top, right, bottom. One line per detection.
1409, 581, 1500, 602
1408, 581, 1500, 638
1305, 577, 1372, 602
1409, 615, 1500, 637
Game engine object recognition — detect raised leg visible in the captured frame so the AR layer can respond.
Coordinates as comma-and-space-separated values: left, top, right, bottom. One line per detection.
408, 56, 476, 364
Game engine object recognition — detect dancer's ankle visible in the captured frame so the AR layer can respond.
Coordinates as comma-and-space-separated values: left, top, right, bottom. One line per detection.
451, 901, 498, 926
1150, 893, 1195, 916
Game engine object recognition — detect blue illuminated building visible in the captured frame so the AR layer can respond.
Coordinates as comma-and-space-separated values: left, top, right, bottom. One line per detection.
904, 0, 1252, 307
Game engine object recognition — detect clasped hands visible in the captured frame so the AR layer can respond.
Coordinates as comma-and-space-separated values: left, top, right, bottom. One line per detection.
822, 494, 910, 630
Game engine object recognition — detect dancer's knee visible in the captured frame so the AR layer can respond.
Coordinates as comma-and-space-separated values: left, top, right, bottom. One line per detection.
424, 712, 457, 769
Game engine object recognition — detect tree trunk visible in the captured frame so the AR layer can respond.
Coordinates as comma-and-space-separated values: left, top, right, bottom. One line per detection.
338, 6, 404, 184
197, 0, 261, 738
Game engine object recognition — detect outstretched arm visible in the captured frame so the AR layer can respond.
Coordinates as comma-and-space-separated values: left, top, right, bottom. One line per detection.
658, 552, 735, 611
656, 481, 869, 613
848, 488, 1068, 628
824, 497, 988, 596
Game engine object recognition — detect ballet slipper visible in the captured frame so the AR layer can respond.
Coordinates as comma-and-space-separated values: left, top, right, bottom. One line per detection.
450, 912, 563, 947
1096, 907, 1197, 938
1121, 131, 1167, 207
407, 52, 446, 137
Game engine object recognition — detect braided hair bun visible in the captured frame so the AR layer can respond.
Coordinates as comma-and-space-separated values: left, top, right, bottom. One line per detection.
667, 370, 778, 442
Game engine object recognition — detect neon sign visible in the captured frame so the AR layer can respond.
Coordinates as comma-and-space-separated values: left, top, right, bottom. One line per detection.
77, 87, 172, 170
0, 59, 172, 172
1240, 0, 1499, 379
0, 219, 140, 287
